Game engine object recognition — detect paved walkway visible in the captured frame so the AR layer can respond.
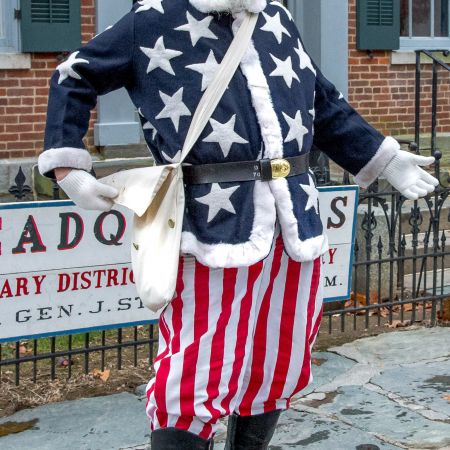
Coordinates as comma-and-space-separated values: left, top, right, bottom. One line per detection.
0, 327, 449, 449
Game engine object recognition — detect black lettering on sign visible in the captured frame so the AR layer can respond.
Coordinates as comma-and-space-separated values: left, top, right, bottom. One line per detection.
89, 301, 104, 314
94, 211, 126, 246
37, 307, 52, 321
12, 215, 47, 254
16, 309, 31, 323
58, 212, 84, 250
118, 298, 132, 311
58, 305, 73, 318
327, 196, 348, 230
325, 276, 337, 287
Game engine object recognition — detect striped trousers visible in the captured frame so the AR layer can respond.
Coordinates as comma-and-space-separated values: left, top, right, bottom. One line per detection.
145, 232, 323, 440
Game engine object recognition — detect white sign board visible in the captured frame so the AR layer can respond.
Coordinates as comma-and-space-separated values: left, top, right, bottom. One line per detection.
0, 186, 358, 343
318, 186, 359, 302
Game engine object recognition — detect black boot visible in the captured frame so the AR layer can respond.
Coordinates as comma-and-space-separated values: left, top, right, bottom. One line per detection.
151, 427, 214, 449
224, 410, 281, 450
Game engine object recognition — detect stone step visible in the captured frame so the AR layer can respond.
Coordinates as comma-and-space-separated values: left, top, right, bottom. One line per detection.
403, 267, 450, 295
401, 232, 450, 275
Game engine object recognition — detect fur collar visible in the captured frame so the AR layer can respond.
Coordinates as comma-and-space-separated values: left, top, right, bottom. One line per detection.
189, 0, 267, 13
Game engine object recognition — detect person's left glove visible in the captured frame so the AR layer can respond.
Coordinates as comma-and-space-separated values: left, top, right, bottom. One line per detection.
380, 150, 439, 200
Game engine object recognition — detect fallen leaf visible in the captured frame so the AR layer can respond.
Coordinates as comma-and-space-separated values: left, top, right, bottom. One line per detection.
442, 394, 450, 401
18, 342, 33, 356
92, 369, 111, 382
57, 357, 74, 367
385, 320, 411, 329
312, 357, 326, 366
369, 308, 389, 317
346, 295, 367, 315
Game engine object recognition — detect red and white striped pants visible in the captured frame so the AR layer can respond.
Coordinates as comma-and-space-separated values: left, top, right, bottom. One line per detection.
145, 233, 323, 440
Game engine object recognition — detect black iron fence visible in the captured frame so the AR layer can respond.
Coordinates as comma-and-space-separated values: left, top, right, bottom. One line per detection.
320, 50, 450, 333
1, 50, 450, 385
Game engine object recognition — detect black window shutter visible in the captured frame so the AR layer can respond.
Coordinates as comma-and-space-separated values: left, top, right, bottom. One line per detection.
20, 0, 81, 52
357, 0, 400, 50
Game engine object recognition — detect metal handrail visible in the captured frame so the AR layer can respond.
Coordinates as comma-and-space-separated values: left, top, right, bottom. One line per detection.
415, 49, 450, 157
416, 49, 450, 71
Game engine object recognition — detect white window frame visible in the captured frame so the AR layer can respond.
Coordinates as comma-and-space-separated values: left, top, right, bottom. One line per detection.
400, 0, 450, 50
0, 0, 32, 69
0, 0, 21, 53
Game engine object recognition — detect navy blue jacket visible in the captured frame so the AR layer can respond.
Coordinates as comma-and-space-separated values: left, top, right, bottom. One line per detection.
39, 0, 398, 268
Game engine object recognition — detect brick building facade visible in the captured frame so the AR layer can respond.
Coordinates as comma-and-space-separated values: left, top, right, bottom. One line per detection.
0, 0, 96, 163
0, 0, 449, 187
348, 0, 450, 138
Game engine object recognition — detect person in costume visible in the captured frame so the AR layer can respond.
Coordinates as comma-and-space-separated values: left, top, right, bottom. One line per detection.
38, 1, 438, 448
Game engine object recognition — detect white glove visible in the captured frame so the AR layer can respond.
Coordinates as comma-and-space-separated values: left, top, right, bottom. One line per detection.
58, 169, 119, 211
381, 150, 439, 200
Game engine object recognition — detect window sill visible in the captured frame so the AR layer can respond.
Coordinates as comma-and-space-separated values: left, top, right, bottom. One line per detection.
391, 51, 450, 65
0, 53, 31, 70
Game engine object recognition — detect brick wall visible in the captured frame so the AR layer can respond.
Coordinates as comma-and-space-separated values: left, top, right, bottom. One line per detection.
348, 0, 450, 138
2, 0, 450, 163
0, 0, 97, 161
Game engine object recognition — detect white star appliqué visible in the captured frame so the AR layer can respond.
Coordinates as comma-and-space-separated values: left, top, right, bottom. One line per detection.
162, 150, 181, 163
283, 111, 308, 148
140, 36, 182, 75
338, 92, 344, 100
294, 39, 316, 76
135, 0, 164, 13
269, 54, 299, 88
300, 175, 319, 214
195, 183, 240, 223
203, 114, 248, 158
175, 12, 218, 46
260, 11, 291, 44
138, 108, 157, 139
56, 51, 89, 85
156, 88, 191, 132
186, 50, 220, 92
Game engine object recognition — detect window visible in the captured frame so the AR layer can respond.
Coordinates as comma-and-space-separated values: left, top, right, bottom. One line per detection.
0, 0, 20, 53
400, 0, 450, 49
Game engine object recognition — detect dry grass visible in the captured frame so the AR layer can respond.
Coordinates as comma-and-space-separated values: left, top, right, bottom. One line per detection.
0, 360, 152, 418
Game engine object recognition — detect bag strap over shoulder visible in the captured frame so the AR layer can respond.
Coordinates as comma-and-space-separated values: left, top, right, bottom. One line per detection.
180, 12, 259, 163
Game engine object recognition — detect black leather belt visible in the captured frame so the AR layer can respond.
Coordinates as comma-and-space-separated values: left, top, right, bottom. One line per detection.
182, 154, 309, 185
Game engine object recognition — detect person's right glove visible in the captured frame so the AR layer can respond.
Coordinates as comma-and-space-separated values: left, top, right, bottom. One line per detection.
380, 150, 439, 200
57, 169, 119, 211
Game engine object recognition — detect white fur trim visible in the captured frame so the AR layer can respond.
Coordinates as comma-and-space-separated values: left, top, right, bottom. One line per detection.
354, 136, 400, 188
234, 13, 328, 262
270, 178, 329, 262
232, 14, 283, 159
38, 147, 92, 177
189, 0, 267, 13
269, 1, 293, 21
181, 180, 276, 268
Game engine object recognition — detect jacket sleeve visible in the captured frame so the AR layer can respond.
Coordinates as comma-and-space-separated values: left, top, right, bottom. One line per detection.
312, 65, 399, 188
38, 8, 135, 178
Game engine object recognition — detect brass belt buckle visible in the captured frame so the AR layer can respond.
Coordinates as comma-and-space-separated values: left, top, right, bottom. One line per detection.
270, 158, 291, 179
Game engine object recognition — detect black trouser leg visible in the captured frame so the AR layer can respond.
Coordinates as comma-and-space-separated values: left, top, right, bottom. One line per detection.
224, 410, 282, 450
151, 427, 214, 450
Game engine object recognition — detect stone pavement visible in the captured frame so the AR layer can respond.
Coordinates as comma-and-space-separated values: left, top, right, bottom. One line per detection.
0, 327, 449, 450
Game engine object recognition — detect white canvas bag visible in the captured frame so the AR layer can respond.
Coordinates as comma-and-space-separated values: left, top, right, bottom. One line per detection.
100, 12, 258, 312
